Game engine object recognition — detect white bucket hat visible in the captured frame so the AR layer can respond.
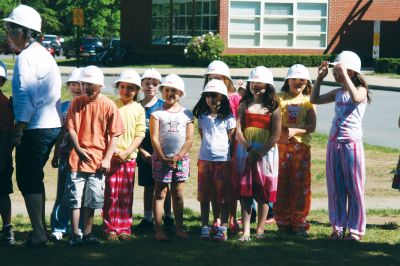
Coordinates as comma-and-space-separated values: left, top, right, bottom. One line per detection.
158, 74, 185, 97
204, 60, 231, 80
66, 68, 83, 84
79, 65, 104, 87
247, 66, 274, 86
3, 5, 42, 33
202, 79, 228, 97
285, 64, 311, 82
141, 68, 162, 82
114, 69, 142, 88
0, 62, 7, 80
329, 51, 361, 73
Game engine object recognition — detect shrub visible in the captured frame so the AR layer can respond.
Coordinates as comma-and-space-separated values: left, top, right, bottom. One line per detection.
185, 32, 225, 66
375, 58, 400, 74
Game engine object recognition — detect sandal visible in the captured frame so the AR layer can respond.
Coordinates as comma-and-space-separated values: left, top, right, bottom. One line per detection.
255, 233, 266, 239
328, 230, 344, 241
118, 233, 132, 241
106, 232, 119, 241
344, 233, 361, 242
238, 235, 251, 242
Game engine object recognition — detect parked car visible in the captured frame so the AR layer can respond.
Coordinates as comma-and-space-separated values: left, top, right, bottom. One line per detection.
41, 34, 62, 56
41, 42, 55, 57
96, 38, 126, 65
64, 37, 103, 59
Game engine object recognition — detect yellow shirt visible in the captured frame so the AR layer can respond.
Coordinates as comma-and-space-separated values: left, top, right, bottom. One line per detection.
115, 99, 146, 160
278, 92, 315, 145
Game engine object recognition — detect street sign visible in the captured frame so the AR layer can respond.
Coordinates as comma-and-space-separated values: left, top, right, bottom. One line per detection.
372, 20, 380, 59
72, 8, 84, 26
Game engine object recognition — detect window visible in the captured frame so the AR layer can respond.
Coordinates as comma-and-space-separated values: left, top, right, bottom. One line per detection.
152, 0, 217, 46
229, 0, 328, 48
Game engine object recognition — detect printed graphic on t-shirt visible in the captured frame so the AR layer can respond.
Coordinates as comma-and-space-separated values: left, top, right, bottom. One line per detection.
287, 104, 301, 124
167, 116, 180, 133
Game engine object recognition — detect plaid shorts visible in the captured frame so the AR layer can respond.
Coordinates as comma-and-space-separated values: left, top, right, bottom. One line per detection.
152, 153, 190, 183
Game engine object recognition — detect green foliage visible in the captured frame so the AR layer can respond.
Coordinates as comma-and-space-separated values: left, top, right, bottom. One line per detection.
375, 58, 400, 74
221, 54, 332, 68
185, 32, 225, 66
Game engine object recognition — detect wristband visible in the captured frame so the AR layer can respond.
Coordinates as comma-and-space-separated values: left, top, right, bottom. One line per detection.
246, 145, 253, 152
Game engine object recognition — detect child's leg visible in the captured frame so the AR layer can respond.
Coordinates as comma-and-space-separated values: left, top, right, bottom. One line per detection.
71, 208, 81, 235
153, 181, 169, 240
220, 203, 229, 226
326, 141, 347, 234
83, 207, 95, 235
275, 143, 291, 229
0, 194, 11, 226
171, 181, 187, 239
343, 142, 366, 236
143, 185, 154, 221
256, 201, 269, 235
164, 187, 172, 217
211, 200, 221, 224
200, 202, 210, 227
240, 197, 252, 237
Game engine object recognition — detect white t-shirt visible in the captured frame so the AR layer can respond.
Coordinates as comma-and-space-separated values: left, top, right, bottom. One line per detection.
198, 114, 236, 161
12, 42, 62, 129
151, 107, 194, 157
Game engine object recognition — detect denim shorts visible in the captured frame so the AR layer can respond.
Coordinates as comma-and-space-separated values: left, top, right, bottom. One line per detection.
63, 171, 105, 209
16, 128, 61, 196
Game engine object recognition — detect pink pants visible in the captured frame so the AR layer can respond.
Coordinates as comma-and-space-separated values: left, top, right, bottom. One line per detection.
326, 141, 366, 236
102, 159, 136, 235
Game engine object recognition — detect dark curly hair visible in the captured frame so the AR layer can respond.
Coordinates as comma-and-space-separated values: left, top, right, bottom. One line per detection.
239, 82, 279, 113
193, 92, 232, 119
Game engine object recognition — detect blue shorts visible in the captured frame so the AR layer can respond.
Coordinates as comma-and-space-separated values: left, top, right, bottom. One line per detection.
16, 128, 60, 196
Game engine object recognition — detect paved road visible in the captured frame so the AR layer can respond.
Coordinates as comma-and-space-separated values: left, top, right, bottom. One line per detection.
93, 76, 400, 149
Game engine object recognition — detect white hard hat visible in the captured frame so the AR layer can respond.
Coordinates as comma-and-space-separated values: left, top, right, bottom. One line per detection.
247, 66, 274, 86
3, 5, 42, 33
66, 68, 83, 83
204, 60, 231, 80
202, 79, 228, 97
115, 69, 142, 88
329, 51, 361, 73
0, 61, 7, 80
141, 68, 162, 82
285, 64, 311, 82
79, 65, 104, 87
158, 74, 185, 97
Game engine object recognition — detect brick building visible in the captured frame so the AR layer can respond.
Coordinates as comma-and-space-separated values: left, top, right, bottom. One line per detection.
121, 0, 400, 58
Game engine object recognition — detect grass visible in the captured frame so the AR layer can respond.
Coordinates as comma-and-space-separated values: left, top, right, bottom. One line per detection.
1, 209, 399, 266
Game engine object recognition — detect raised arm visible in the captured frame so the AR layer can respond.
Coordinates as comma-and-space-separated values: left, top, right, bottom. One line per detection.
334, 64, 367, 103
310, 61, 337, 104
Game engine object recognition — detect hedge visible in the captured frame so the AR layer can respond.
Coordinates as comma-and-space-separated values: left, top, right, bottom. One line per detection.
375, 58, 400, 74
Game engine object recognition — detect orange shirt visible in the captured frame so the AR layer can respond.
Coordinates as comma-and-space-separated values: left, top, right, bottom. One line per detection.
67, 94, 125, 172
0, 91, 13, 131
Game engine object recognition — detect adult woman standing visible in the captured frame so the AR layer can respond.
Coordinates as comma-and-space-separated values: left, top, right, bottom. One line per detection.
3, 5, 62, 246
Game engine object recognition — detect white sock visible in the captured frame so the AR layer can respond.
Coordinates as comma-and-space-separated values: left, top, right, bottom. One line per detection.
144, 211, 153, 222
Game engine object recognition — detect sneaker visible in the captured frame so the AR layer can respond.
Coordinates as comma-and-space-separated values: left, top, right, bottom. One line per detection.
163, 216, 175, 227
83, 234, 100, 245
229, 221, 242, 235
135, 218, 153, 232
69, 234, 83, 247
213, 226, 228, 242
211, 222, 220, 235
200, 226, 210, 240
328, 230, 344, 241
295, 228, 309, 238
50, 231, 63, 241
2, 225, 16, 245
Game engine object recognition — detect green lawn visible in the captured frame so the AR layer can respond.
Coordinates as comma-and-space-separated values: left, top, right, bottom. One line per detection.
2, 209, 399, 266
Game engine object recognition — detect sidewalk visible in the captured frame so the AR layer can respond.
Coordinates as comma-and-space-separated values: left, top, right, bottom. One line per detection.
58, 66, 400, 92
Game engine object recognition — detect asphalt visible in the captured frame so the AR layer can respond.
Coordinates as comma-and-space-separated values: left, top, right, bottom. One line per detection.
58, 65, 400, 92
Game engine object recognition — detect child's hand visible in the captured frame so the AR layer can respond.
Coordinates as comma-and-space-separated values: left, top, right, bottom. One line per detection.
247, 147, 262, 163
76, 147, 91, 163
172, 154, 183, 169
333, 64, 347, 80
235, 79, 246, 89
114, 150, 130, 162
11, 126, 24, 147
140, 151, 152, 164
317, 61, 329, 79
100, 158, 111, 173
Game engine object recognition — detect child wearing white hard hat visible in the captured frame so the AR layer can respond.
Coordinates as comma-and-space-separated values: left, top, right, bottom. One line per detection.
102, 69, 146, 241
310, 51, 370, 241
150, 74, 194, 241
64, 65, 125, 246
0, 61, 15, 245
235, 66, 281, 242
136, 68, 175, 231
49, 67, 83, 241
274, 64, 316, 237
193, 79, 236, 241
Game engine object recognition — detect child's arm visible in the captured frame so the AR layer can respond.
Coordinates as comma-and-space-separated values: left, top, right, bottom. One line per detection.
172, 121, 194, 164
68, 129, 91, 163
149, 115, 171, 164
11, 121, 27, 147
310, 61, 337, 104
235, 103, 251, 151
286, 107, 316, 138
51, 128, 64, 168
101, 136, 118, 172
116, 136, 145, 162
257, 107, 282, 157
335, 64, 367, 103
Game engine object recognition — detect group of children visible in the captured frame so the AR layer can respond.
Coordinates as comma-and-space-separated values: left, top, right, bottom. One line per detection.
0, 50, 371, 245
